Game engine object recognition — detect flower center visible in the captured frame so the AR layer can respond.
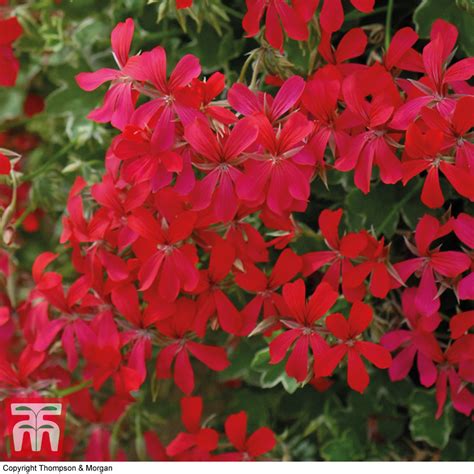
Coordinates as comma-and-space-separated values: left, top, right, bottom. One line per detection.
158, 244, 174, 255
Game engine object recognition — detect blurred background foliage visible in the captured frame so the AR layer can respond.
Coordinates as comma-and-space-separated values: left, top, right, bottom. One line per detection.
1, 0, 474, 461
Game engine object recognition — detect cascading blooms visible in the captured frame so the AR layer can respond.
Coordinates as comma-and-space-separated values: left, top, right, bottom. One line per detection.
1, 0, 473, 461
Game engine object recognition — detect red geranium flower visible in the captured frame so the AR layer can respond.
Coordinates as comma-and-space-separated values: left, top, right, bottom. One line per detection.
381, 288, 443, 387
394, 214, 471, 316
435, 338, 474, 418
237, 112, 313, 215
130, 45, 201, 127
155, 298, 230, 394
243, 0, 316, 50
166, 397, 219, 460
269, 279, 338, 382
343, 233, 401, 300
0, 16, 22, 87
217, 411, 276, 461
391, 20, 474, 129
235, 248, 302, 326
228, 75, 305, 124
302, 208, 368, 301
127, 208, 199, 300
192, 238, 243, 336
381, 27, 423, 74
316, 301, 392, 393
76, 18, 140, 130
402, 120, 474, 208
335, 67, 402, 193
317, 28, 368, 77
317, 0, 375, 33
185, 117, 258, 222
420, 96, 474, 170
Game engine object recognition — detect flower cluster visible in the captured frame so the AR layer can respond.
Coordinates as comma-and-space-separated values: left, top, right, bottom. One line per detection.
385, 213, 474, 418
145, 396, 275, 461
1, 1, 473, 462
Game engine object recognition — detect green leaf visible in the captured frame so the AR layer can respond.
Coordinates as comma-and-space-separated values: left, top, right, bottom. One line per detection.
441, 440, 466, 461
14, 406, 34, 411
345, 182, 398, 237
414, 0, 474, 56
345, 179, 425, 237
320, 431, 365, 461
219, 339, 256, 381
250, 348, 299, 394
45, 79, 103, 117
0, 87, 24, 121
134, 414, 146, 461
464, 425, 474, 460
409, 389, 453, 449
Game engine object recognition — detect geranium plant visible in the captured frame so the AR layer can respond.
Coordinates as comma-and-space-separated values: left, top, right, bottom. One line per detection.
0, 0, 473, 462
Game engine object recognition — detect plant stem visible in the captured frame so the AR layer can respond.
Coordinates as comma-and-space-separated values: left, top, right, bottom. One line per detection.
13, 204, 35, 229
0, 170, 18, 238
238, 49, 258, 83
385, 0, 395, 50
53, 379, 92, 397
249, 51, 263, 90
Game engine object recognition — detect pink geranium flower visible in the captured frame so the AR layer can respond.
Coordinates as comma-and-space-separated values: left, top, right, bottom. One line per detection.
243, 0, 316, 50
394, 214, 471, 316
0, 16, 22, 86
185, 117, 258, 222
381, 288, 443, 387
237, 112, 313, 215
391, 19, 474, 129
76, 18, 140, 130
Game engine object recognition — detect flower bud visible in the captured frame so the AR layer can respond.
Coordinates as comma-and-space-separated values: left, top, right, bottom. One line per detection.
3, 225, 15, 246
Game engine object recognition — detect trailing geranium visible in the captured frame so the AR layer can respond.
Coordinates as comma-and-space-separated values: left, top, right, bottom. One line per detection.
0, 0, 473, 462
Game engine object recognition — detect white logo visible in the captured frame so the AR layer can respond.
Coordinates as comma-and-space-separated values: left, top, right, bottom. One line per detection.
10, 403, 62, 452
